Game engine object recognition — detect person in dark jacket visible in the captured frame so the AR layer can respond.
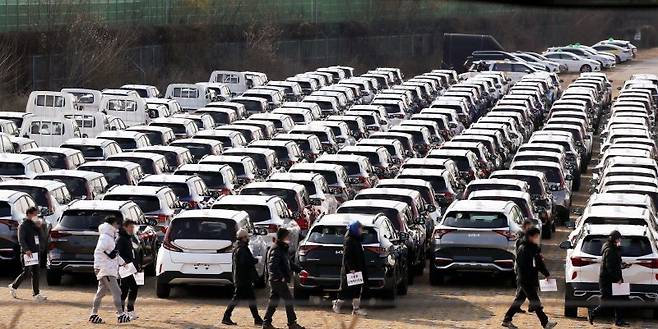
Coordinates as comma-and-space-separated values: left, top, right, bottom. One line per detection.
222, 228, 263, 326
515, 220, 533, 251
332, 220, 368, 316
502, 228, 556, 329
588, 230, 629, 327
262, 228, 305, 329
8, 207, 47, 302
117, 220, 140, 320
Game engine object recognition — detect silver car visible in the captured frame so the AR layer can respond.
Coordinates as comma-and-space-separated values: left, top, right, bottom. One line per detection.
510, 160, 572, 223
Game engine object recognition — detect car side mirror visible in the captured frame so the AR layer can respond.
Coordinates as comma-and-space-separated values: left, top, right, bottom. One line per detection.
559, 240, 573, 249
253, 226, 269, 236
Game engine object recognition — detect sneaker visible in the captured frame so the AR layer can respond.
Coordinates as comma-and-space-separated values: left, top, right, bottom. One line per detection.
88, 314, 104, 324
127, 311, 139, 320
288, 323, 305, 329
7, 284, 16, 299
352, 308, 367, 316
332, 299, 343, 314
33, 294, 47, 303
221, 318, 237, 326
501, 321, 518, 329
544, 321, 557, 329
117, 313, 131, 324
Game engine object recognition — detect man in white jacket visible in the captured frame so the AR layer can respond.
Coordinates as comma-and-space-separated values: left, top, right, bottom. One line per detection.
89, 217, 131, 324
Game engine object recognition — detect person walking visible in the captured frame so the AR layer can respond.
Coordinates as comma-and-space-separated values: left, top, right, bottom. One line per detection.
89, 217, 131, 324
332, 220, 368, 316
8, 206, 47, 302
262, 228, 305, 329
117, 220, 140, 321
502, 227, 557, 329
588, 230, 629, 327
222, 229, 264, 326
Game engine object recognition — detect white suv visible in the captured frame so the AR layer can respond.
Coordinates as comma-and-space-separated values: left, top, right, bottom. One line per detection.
155, 209, 268, 298
560, 224, 658, 318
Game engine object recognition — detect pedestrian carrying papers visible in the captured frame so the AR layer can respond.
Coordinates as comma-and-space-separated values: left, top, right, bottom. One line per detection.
23, 253, 38, 266
612, 282, 630, 296
119, 263, 138, 278
539, 278, 558, 292
346, 271, 364, 286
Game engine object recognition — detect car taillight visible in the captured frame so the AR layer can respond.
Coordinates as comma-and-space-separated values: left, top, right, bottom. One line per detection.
298, 245, 319, 257
570, 256, 597, 267
494, 230, 517, 241
49, 230, 71, 239
358, 176, 370, 187
299, 269, 309, 284
221, 188, 232, 196
159, 226, 168, 234
266, 224, 279, 233
443, 192, 454, 203
433, 228, 455, 239
365, 246, 386, 256
434, 257, 453, 266
162, 228, 183, 252
188, 201, 198, 209
636, 259, 658, 269
572, 272, 578, 280
296, 217, 309, 231
157, 214, 170, 224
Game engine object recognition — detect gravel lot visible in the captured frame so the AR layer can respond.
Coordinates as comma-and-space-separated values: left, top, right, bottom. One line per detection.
3, 50, 658, 329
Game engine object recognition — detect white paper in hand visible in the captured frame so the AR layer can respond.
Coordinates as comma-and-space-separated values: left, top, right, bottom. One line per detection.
119, 263, 138, 278
346, 271, 364, 286
612, 282, 630, 296
23, 253, 38, 266
539, 278, 558, 292
134, 272, 145, 286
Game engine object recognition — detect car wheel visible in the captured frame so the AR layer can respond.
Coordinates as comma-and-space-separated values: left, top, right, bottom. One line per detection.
564, 305, 578, 318
541, 224, 552, 239
580, 64, 592, 72
156, 278, 171, 298
293, 286, 310, 301
46, 269, 62, 286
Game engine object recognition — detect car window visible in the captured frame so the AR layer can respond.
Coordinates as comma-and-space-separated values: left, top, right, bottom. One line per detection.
168, 217, 237, 241
307, 225, 378, 244
58, 210, 123, 231
443, 211, 508, 228
213, 204, 271, 223
581, 235, 652, 257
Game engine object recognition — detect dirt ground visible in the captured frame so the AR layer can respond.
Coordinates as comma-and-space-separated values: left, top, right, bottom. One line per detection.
3, 50, 658, 329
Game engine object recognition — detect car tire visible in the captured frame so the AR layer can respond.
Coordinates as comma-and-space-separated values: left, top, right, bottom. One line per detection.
293, 286, 310, 301
541, 224, 552, 239
156, 278, 171, 298
564, 305, 578, 318
580, 64, 592, 73
46, 269, 62, 286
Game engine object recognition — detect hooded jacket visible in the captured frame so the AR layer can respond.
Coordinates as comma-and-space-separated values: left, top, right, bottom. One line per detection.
515, 235, 549, 288
599, 241, 623, 286
93, 223, 124, 280
267, 240, 301, 283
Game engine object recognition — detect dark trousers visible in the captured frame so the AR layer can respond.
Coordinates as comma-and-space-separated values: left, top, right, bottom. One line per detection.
119, 275, 139, 312
223, 285, 261, 321
263, 281, 297, 325
11, 258, 39, 296
504, 285, 548, 327
592, 287, 625, 323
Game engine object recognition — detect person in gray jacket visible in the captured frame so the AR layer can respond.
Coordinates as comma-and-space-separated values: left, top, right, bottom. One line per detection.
8, 207, 47, 302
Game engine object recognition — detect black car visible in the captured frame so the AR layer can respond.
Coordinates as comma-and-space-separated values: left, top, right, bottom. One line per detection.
293, 213, 409, 301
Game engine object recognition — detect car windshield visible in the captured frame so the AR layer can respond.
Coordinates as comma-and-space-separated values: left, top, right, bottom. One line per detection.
83, 167, 128, 186
142, 131, 163, 145
439, 156, 470, 171
28, 152, 66, 169
152, 123, 186, 135
514, 166, 561, 183
0, 186, 47, 206
581, 235, 652, 257
213, 204, 271, 223
0, 163, 25, 175
66, 145, 103, 159
337, 206, 401, 230
110, 138, 137, 150
58, 210, 123, 231
45, 176, 87, 199
582, 216, 649, 226
140, 182, 190, 198
112, 157, 154, 174
307, 225, 378, 244
321, 161, 361, 175
168, 217, 236, 241
176, 171, 227, 189
241, 188, 300, 211
177, 144, 210, 161
398, 175, 448, 192
104, 195, 161, 213
443, 211, 508, 228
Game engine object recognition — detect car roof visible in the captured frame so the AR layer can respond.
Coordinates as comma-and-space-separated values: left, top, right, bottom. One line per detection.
36, 169, 104, 179
174, 209, 249, 222
317, 154, 368, 163
176, 164, 229, 172
242, 181, 304, 192
340, 199, 408, 211
200, 155, 249, 163
0, 153, 43, 163
214, 194, 278, 205
588, 193, 652, 206
468, 178, 526, 187
469, 190, 531, 200
141, 174, 197, 183
290, 162, 342, 171
315, 213, 382, 228
269, 172, 320, 181
80, 161, 140, 169
24, 147, 80, 156
136, 145, 189, 153
106, 185, 168, 196
399, 168, 447, 176
357, 188, 419, 198
108, 152, 164, 160
62, 138, 114, 147
97, 131, 144, 139
67, 200, 134, 211
172, 138, 221, 146
0, 189, 28, 201
490, 170, 545, 179
447, 200, 515, 212
377, 178, 432, 188
583, 205, 649, 219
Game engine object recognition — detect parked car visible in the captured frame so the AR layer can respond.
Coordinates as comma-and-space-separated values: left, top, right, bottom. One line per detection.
60, 138, 122, 161
174, 164, 237, 196
102, 185, 179, 230
78, 161, 144, 187
23, 147, 85, 170
289, 163, 354, 203
34, 170, 107, 201
0, 190, 37, 263
126, 125, 176, 146
0, 153, 51, 179
139, 174, 213, 209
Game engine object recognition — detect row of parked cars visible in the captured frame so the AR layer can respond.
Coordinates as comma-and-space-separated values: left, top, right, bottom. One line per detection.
560, 73, 658, 318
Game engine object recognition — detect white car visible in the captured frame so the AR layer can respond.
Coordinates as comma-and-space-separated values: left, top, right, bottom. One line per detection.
543, 52, 601, 73
548, 46, 616, 69
155, 209, 269, 298
514, 52, 563, 73
561, 224, 658, 317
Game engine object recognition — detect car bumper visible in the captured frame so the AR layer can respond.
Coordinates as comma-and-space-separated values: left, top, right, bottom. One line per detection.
566, 282, 658, 307
47, 260, 94, 273
431, 249, 515, 273
158, 271, 233, 286
293, 275, 391, 294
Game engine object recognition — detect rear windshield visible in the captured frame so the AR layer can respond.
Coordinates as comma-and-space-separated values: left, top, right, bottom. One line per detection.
437, 156, 470, 171
142, 131, 163, 145
398, 174, 448, 193
28, 152, 66, 169
43, 176, 87, 198
104, 195, 161, 213
58, 210, 123, 231
177, 143, 210, 161
140, 182, 190, 198
84, 166, 128, 186
65, 145, 103, 159
581, 236, 652, 257
582, 216, 649, 226
443, 211, 507, 228
0, 186, 47, 206
110, 138, 137, 150
152, 123, 186, 135
213, 204, 271, 223
0, 163, 25, 175
513, 166, 561, 183
168, 217, 236, 241
241, 188, 299, 211
0, 201, 11, 216
322, 161, 361, 175
495, 175, 543, 194
176, 171, 227, 189
112, 157, 155, 174
307, 225, 378, 244
337, 206, 401, 230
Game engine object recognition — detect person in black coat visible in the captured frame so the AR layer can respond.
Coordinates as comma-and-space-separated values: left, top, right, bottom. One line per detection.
9, 207, 46, 301
588, 230, 629, 327
502, 227, 556, 329
262, 228, 305, 329
222, 229, 263, 326
332, 220, 368, 316
117, 220, 140, 320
